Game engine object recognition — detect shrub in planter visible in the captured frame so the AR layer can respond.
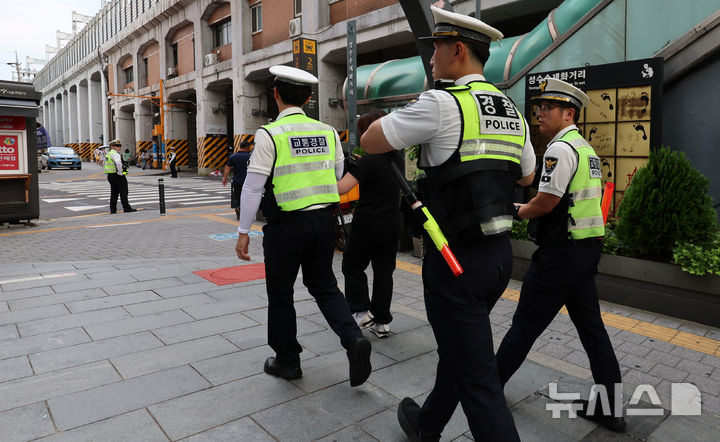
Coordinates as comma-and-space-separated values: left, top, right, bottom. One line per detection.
672, 232, 720, 276
615, 146, 719, 261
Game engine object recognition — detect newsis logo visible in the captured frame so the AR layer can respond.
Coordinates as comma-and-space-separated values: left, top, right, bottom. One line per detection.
546, 382, 702, 418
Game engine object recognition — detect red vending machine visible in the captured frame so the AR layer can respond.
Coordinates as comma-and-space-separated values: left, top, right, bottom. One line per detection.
0, 80, 41, 224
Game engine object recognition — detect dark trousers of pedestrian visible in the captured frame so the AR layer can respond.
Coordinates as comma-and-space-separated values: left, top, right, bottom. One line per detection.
342, 217, 400, 324
107, 173, 131, 213
495, 239, 621, 397
170, 160, 177, 178
263, 208, 361, 364
419, 235, 520, 441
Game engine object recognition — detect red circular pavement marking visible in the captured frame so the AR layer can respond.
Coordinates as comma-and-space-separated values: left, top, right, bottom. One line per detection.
193, 263, 266, 285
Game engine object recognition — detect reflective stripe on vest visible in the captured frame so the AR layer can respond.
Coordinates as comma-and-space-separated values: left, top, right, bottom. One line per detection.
448, 83, 526, 166
447, 82, 527, 235
563, 130, 605, 239
265, 113, 339, 211
104, 153, 117, 174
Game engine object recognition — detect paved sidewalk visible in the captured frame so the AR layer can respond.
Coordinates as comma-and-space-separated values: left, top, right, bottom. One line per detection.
1, 208, 720, 441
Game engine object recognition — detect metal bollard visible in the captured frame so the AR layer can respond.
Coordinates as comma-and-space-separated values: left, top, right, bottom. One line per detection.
158, 178, 166, 215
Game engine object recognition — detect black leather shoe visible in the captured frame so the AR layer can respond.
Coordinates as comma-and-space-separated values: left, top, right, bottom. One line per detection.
263, 357, 302, 380
398, 398, 440, 441
124, 208, 137, 213
574, 399, 627, 432
347, 336, 372, 387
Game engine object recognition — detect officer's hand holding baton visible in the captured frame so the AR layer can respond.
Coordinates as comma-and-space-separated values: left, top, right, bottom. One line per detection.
389, 162, 463, 277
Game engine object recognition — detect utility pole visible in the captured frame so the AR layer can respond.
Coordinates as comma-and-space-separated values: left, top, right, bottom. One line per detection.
6, 52, 21, 82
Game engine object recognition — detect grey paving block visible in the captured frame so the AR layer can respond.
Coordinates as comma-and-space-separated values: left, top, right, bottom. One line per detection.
648, 414, 720, 442
0, 402, 55, 441
294, 299, 322, 317
75, 265, 123, 275
84, 309, 195, 340
103, 277, 186, 295
648, 364, 689, 384
152, 281, 218, 298
539, 342, 574, 360
51, 274, 136, 294
204, 282, 267, 301
1, 274, 86, 292
180, 416, 275, 442
618, 340, 653, 358
48, 365, 211, 431
0, 303, 69, 326
37, 409, 168, 442
676, 359, 715, 378
18, 307, 130, 336
289, 347, 396, 394
354, 408, 408, 442
30, 331, 164, 374
504, 359, 566, 407
370, 351, 438, 399
242, 307, 268, 324
0, 301, 7, 312
0, 285, 54, 301
0, 361, 121, 412
191, 346, 271, 385
645, 349, 682, 368
0, 356, 33, 383
511, 393, 597, 441
0, 323, 18, 340
299, 328, 348, 356
65, 290, 160, 313
700, 354, 720, 370
372, 325, 437, 362
111, 335, 239, 378
152, 312, 257, 344
0, 328, 90, 360
123, 293, 216, 316
317, 425, 376, 441
8, 288, 107, 311
223, 324, 267, 350
620, 354, 656, 373
615, 330, 648, 345
252, 382, 397, 441
128, 264, 192, 282
182, 296, 268, 320
669, 346, 705, 362
384, 311, 427, 334
0, 262, 34, 277
684, 374, 720, 396
149, 373, 304, 440
643, 338, 677, 353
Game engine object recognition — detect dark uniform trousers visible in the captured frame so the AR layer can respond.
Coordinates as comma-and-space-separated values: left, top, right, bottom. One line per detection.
107, 173, 132, 212
169, 158, 177, 178
342, 217, 401, 324
419, 235, 520, 442
495, 239, 621, 397
263, 208, 362, 364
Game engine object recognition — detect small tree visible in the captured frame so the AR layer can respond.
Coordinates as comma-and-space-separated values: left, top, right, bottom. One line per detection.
615, 146, 719, 261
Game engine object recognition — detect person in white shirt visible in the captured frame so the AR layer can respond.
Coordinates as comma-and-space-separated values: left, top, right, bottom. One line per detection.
361, 7, 535, 441
234, 65, 372, 388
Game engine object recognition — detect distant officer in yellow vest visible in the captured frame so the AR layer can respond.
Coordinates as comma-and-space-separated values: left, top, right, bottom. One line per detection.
496, 78, 626, 432
104, 139, 136, 214
234, 65, 372, 388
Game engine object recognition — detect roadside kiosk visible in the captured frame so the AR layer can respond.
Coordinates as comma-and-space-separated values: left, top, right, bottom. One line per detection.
0, 80, 41, 224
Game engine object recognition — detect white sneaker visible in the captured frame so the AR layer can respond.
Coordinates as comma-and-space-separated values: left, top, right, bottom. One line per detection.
370, 323, 390, 338
354, 311, 374, 329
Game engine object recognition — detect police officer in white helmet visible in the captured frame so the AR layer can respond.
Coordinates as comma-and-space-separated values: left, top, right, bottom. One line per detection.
362, 6, 535, 441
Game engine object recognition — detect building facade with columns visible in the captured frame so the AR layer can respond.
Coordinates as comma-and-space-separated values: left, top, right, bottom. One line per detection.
32, 0, 562, 175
